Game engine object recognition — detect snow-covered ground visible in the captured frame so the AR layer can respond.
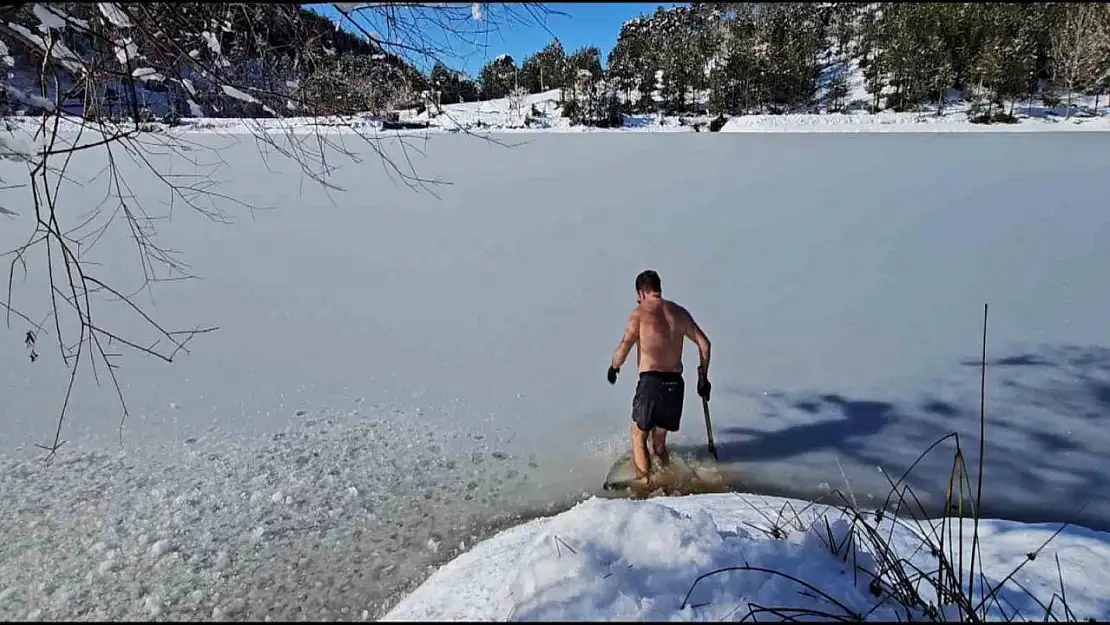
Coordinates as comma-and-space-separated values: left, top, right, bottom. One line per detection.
3, 87, 1108, 138
1, 128, 1108, 619
411, 88, 1110, 133
385, 493, 1110, 621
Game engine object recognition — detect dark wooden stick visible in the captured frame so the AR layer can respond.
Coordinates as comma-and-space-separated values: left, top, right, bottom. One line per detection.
701, 396, 718, 460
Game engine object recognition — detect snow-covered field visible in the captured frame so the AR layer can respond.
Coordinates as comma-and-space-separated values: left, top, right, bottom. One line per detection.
386, 493, 1110, 621
1, 128, 1108, 619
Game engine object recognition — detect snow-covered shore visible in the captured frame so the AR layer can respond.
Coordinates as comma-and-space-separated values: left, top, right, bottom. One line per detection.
3, 88, 1109, 138
385, 493, 1110, 621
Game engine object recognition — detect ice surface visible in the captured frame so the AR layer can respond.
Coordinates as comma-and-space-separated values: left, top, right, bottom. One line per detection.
0, 407, 548, 619
0, 130, 1108, 617
385, 494, 1110, 621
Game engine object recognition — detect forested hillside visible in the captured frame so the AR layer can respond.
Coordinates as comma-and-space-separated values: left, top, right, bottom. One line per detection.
479, 2, 1110, 125
1, 3, 1107, 124
0, 3, 428, 121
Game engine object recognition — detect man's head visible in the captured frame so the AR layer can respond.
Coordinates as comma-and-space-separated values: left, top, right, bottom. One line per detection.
635, 269, 661, 302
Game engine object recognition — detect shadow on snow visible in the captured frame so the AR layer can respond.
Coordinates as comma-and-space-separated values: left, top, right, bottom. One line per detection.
667, 344, 1110, 532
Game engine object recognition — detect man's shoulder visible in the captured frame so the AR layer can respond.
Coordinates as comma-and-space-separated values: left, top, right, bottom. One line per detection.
664, 299, 690, 315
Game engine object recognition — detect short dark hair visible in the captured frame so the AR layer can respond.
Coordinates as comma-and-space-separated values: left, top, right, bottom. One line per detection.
635, 269, 661, 293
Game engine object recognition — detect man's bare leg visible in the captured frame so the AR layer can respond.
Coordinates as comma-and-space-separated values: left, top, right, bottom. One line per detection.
630, 422, 651, 479
651, 428, 670, 467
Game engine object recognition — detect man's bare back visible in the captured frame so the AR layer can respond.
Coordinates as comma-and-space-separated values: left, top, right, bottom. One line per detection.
609, 293, 711, 378
626, 297, 697, 374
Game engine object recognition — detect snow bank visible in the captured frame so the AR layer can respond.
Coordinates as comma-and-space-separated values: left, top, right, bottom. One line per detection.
4, 87, 1108, 136
719, 110, 1110, 133
385, 494, 1110, 621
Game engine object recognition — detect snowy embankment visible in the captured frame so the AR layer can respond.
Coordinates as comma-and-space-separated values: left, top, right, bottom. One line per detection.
4, 88, 1109, 136
386, 493, 1110, 621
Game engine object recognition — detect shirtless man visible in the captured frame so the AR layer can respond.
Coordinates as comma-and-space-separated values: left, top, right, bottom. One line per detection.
607, 269, 711, 481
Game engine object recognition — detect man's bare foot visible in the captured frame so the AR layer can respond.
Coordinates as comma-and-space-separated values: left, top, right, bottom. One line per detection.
631, 467, 652, 488
655, 449, 670, 467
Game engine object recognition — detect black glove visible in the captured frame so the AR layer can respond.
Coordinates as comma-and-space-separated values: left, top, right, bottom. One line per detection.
697, 370, 711, 400
607, 366, 619, 385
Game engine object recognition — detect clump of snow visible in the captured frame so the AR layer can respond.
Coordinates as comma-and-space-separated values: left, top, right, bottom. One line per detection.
201, 31, 221, 57
2, 83, 55, 113
131, 67, 165, 83
113, 37, 138, 66
32, 4, 68, 31
221, 85, 257, 104
98, 3, 133, 29
386, 495, 1110, 621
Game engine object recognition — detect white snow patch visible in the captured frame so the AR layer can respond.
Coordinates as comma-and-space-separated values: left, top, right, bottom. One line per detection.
2, 83, 55, 113
98, 3, 133, 28
131, 67, 164, 83
201, 31, 220, 56
114, 38, 138, 66
386, 495, 1110, 621
32, 4, 67, 31
221, 85, 258, 105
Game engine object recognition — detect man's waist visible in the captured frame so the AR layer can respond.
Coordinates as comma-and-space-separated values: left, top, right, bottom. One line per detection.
639, 370, 684, 382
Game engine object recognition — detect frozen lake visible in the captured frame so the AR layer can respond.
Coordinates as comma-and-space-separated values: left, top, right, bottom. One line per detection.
1, 131, 1108, 618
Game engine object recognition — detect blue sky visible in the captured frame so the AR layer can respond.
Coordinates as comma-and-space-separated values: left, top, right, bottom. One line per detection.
304, 3, 680, 77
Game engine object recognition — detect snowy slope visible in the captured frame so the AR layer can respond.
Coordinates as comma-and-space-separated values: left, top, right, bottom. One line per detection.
401, 87, 1110, 133
385, 494, 1110, 621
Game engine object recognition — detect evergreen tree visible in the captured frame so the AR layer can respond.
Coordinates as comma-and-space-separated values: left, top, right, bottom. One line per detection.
520, 39, 566, 94
477, 54, 518, 101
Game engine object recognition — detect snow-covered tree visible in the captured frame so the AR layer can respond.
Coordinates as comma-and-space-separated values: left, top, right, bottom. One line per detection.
1050, 3, 1109, 117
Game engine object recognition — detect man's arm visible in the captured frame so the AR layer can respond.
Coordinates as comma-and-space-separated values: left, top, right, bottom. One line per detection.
683, 308, 711, 376
611, 310, 639, 370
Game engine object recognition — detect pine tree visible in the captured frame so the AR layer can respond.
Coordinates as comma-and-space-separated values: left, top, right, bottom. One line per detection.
477, 54, 517, 101
519, 39, 566, 94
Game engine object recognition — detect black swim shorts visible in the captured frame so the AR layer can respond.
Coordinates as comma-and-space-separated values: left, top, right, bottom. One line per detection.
631, 370, 684, 432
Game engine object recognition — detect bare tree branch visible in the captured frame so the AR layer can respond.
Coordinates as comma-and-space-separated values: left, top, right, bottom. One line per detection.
0, 2, 555, 454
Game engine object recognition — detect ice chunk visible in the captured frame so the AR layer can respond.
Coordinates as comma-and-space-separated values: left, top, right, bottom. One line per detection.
150, 539, 172, 559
